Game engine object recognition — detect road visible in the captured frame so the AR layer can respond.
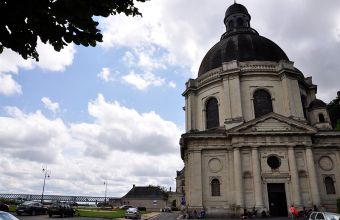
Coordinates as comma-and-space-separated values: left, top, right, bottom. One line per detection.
16, 215, 102, 220
15, 212, 292, 220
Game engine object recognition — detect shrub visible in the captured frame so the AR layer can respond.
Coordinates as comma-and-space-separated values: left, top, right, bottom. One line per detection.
137, 207, 146, 211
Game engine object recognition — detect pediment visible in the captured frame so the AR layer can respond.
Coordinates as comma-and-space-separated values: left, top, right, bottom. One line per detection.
227, 113, 317, 134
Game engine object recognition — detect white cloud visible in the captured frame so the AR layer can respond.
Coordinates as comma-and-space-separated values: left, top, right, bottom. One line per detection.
0, 50, 33, 74
41, 97, 60, 114
0, 107, 68, 163
0, 41, 75, 74
122, 71, 165, 90
0, 95, 183, 196
97, 67, 115, 82
169, 81, 176, 88
0, 73, 22, 96
71, 94, 180, 156
35, 42, 75, 72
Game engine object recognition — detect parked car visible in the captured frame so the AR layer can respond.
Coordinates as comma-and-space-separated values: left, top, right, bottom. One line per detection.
309, 212, 340, 220
0, 203, 9, 212
48, 203, 75, 218
120, 205, 133, 210
15, 198, 28, 205
163, 207, 171, 212
16, 201, 47, 216
0, 211, 19, 220
125, 207, 141, 219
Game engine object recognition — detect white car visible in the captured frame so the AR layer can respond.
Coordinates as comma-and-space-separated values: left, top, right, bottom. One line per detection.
125, 207, 141, 219
309, 212, 340, 220
0, 211, 20, 220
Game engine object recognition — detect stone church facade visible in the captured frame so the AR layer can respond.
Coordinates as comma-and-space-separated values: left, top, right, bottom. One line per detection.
180, 3, 340, 217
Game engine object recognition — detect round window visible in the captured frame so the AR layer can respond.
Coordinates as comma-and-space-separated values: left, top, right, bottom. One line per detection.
267, 155, 281, 169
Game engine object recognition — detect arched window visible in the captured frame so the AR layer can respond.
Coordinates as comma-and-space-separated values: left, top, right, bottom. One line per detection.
229, 20, 234, 30
325, 177, 336, 194
211, 179, 220, 196
301, 95, 307, 119
206, 98, 219, 129
319, 114, 325, 123
237, 18, 244, 27
253, 89, 273, 118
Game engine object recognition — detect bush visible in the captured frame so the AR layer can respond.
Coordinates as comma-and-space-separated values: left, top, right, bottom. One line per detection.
0, 198, 16, 205
171, 207, 179, 211
137, 207, 146, 211
337, 198, 340, 213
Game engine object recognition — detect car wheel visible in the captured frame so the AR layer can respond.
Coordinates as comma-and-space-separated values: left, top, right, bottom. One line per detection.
61, 213, 65, 218
49, 213, 52, 217
17, 212, 21, 216
32, 210, 36, 216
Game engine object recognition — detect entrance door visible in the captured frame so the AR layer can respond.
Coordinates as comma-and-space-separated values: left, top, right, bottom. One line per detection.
267, 183, 288, 217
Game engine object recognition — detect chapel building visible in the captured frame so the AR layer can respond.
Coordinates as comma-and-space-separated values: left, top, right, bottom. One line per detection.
180, 3, 340, 217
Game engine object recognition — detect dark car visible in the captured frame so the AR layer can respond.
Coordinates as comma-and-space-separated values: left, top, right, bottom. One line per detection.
0, 202, 9, 212
16, 201, 47, 216
48, 203, 75, 218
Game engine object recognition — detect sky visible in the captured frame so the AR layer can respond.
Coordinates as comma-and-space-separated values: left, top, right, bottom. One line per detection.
0, 0, 340, 198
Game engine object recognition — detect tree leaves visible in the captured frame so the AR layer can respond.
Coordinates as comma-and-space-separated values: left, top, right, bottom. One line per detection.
0, 0, 146, 61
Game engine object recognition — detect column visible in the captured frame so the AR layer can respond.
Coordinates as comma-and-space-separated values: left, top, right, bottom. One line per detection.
306, 146, 321, 206
234, 147, 244, 208
188, 150, 203, 208
252, 147, 264, 209
288, 146, 301, 206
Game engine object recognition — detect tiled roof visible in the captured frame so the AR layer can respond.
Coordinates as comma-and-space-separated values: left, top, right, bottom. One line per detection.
122, 186, 168, 200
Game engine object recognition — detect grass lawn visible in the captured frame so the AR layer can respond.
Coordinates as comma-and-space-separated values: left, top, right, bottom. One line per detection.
76, 208, 149, 219
76, 209, 125, 218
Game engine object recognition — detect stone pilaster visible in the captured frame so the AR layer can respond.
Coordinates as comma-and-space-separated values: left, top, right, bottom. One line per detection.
288, 146, 301, 207
305, 146, 320, 206
252, 147, 264, 209
234, 147, 244, 208
187, 150, 203, 208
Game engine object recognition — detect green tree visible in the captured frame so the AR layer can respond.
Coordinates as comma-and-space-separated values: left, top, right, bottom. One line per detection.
0, 0, 146, 61
327, 92, 340, 130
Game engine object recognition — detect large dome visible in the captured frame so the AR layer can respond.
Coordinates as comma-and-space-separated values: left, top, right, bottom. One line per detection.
198, 4, 289, 76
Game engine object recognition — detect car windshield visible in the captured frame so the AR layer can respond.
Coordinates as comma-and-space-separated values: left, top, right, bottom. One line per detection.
0, 212, 19, 220
21, 201, 34, 205
127, 208, 137, 212
324, 213, 340, 220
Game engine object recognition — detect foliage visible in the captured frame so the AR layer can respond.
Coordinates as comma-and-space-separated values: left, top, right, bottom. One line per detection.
9, 205, 16, 213
327, 94, 340, 130
0, 198, 15, 205
0, 0, 146, 61
137, 207, 146, 211
337, 198, 340, 213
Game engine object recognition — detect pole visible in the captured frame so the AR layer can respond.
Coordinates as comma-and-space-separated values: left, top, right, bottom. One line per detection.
41, 167, 50, 204
41, 172, 46, 203
104, 181, 108, 204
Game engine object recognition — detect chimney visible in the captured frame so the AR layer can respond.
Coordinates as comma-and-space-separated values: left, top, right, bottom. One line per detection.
133, 184, 135, 188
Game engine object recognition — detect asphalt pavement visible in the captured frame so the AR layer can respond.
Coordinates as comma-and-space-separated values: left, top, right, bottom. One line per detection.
14, 212, 293, 220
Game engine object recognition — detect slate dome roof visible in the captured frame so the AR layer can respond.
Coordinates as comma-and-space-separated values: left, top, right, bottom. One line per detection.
308, 99, 327, 110
225, 3, 249, 18
198, 4, 289, 76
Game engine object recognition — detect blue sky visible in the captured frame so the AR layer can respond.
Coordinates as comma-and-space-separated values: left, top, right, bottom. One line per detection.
1, 0, 340, 197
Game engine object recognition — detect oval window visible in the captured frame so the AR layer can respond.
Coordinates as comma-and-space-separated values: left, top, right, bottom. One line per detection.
267, 155, 281, 169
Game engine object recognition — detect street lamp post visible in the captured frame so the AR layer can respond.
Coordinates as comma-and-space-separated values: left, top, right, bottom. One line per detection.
41, 167, 50, 204
104, 181, 108, 205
